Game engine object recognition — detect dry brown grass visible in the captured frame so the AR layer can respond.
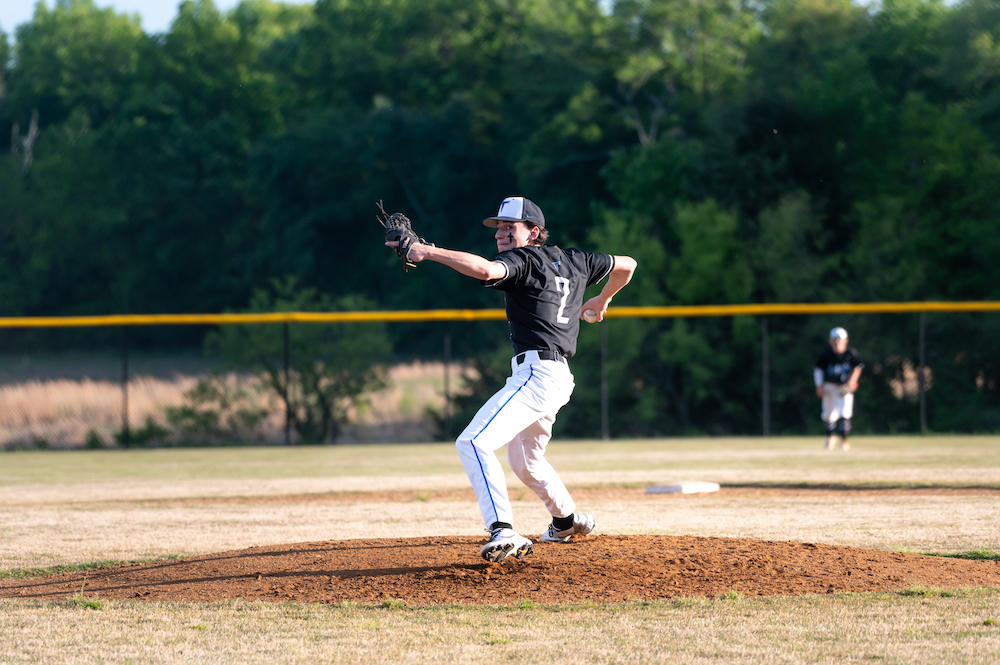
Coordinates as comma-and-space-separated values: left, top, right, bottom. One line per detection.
2, 490, 999, 571
2, 440, 1000, 663
0, 361, 458, 448
0, 376, 199, 445
3, 590, 1000, 665
345, 361, 452, 442
2, 438, 999, 571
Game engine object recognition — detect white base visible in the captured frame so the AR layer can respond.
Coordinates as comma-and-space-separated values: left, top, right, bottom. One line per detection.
645, 481, 721, 495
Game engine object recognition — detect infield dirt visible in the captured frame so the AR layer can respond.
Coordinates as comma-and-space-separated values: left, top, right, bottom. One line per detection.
4, 487, 999, 606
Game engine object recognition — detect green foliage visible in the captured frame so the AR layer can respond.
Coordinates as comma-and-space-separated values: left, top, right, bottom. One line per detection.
923, 549, 1000, 561
157, 0, 282, 137
753, 191, 826, 303
84, 429, 104, 450
165, 377, 271, 444
66, 593, 103, 610
115, 417, 171, 448
0, 0, 998, 435
5, 0, 147, 128
587, 208, 667, 307
0, 556, 180, 580
0, 29, 9, 72
208, 278, 392, 443
668, 200, 753, 305
898, 585, 959, 598
609, 0, 763, 144
231, 0, 314, 53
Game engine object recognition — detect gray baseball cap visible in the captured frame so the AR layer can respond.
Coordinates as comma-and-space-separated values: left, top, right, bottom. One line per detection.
482, 196, 546, 228
829, 327, 849, 340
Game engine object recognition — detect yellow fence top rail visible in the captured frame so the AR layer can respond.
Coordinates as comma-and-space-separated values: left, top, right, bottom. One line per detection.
0, 301, 998, 327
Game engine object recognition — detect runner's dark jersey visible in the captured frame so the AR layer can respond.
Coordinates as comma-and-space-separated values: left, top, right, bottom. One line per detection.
815, 347, 862, 385
484, 245, 614, 358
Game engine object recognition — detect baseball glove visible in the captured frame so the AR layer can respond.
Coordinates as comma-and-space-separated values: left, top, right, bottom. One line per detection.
377, 201, 433, 271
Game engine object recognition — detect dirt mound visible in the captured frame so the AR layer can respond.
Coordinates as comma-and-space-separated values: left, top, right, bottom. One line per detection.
3, 535, 999, 605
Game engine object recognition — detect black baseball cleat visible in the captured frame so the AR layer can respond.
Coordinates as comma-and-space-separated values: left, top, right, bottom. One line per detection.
540, 513, 596, 543
480, 527, 533, 563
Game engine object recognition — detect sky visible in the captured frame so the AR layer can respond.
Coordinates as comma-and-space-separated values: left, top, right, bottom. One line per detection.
0, 0, 961, 42
1, 0, 314, 38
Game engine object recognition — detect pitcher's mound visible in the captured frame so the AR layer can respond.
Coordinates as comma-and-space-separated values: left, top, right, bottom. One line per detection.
3, 535, 998, 605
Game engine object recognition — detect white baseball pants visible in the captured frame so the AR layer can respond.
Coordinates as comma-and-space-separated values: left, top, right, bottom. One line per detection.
821, 383, 854, 422
456, 351, 576, 529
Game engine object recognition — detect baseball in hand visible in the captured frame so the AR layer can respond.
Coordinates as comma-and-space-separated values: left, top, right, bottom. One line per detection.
583, 309, 599, 323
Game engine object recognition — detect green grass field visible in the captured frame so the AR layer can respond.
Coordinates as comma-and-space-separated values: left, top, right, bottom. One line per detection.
1, 435, 999, 663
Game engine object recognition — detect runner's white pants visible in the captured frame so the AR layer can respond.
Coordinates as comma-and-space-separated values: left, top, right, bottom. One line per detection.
821, 383, 854, 422
456, 351, 576, 529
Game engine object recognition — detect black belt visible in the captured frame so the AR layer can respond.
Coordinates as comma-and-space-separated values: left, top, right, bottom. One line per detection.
516, 350, 566, 365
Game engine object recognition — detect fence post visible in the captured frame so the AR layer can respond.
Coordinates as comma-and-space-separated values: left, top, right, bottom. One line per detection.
600, 320, 610, 440
283, 321, 291, 445
919, 311, 927, 435
120, 326, 130, 448
444, 332, 452, 441
761, 316, 770, 437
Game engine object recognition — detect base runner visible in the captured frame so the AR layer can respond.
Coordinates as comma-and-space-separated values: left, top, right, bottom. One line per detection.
814, 327, 863, 450
386, 196, 636, 563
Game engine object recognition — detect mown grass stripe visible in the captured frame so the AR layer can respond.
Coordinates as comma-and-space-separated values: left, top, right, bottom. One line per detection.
0, 555, 183, 580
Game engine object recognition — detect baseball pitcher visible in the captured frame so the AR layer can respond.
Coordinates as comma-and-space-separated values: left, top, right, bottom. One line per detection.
383, 196, 636, 563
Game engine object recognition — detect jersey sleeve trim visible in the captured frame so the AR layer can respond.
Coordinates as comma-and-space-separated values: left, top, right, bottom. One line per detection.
482, 260, 511, 288
601, 255, 615, 281
592, 254, 614, 285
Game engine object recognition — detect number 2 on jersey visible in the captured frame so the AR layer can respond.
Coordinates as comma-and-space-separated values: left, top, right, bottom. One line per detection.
554, 277, 571, 324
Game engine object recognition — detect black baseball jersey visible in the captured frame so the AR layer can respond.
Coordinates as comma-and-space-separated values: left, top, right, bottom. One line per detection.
484, 245, 615, 358
816, 347, 862, 385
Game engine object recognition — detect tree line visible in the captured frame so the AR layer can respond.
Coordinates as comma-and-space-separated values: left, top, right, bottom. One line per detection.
0, 0, 998, 437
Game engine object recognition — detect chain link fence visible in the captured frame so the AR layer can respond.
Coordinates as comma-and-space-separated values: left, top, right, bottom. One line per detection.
0, 323, 475, 449
0, 305, 997, 450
